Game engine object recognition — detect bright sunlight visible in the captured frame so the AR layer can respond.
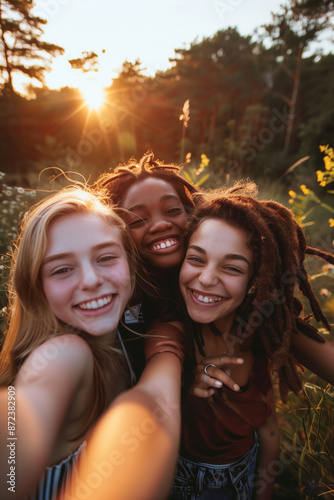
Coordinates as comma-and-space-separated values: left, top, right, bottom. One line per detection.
80, 78, 106, 110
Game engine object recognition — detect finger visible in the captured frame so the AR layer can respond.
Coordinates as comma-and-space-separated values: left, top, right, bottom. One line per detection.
199, 356, 244, 369
188, 385, 216, 399
193, 370, 222, 389
204, 365, 240, 392
203, 374, 223, 389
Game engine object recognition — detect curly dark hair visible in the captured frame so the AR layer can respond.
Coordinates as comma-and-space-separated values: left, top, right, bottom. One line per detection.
189, 182, 334, 402
94, 150, 198, 211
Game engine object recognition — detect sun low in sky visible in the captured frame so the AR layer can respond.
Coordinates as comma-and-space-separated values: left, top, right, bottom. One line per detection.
79, 78, 106, 110
21, 0, 330, 106
28, 1, 282, 98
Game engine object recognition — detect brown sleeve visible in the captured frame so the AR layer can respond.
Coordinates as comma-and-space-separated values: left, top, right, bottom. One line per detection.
144, 321, 186, 366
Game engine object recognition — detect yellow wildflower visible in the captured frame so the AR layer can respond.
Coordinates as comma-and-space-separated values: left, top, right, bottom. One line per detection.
288, 190, 297, 198
300, 185, 311, 195
200, 154, 210, 167
288, 199, 294, 204
329, 218, 334, 227
316, 170, 324, 183
323, 156, 333, 171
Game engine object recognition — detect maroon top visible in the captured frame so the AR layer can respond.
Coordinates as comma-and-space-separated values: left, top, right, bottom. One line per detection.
145, 322, 273, 464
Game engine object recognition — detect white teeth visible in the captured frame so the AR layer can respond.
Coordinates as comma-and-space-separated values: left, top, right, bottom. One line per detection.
78, 296, 112, 310
194, 292, 222, 304
152, 239, 177, 251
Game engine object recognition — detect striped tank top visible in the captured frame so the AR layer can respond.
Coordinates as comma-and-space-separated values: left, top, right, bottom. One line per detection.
26, 330, 136, 500
27, 441, 86, 500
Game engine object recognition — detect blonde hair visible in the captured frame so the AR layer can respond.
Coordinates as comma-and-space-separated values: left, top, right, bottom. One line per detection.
0, 186, 138, 438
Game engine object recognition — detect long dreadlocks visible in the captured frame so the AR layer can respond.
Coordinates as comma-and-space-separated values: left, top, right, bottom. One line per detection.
189, 182, 334, 402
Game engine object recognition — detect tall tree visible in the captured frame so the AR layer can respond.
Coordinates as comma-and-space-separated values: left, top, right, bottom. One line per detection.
0, 0, 64, 94
262, 0, 334, 154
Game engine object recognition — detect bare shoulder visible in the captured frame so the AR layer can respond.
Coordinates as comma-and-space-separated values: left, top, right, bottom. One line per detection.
16, 334, 94, 386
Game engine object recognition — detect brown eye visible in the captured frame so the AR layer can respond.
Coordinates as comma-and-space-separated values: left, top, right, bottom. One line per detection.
166, 207, 183, 215
127, 217, 146, 227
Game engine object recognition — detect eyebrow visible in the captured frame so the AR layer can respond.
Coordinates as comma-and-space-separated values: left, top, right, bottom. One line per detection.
188, 244, 251, 266
43, 242, 122, 265
126, 194, 182, 212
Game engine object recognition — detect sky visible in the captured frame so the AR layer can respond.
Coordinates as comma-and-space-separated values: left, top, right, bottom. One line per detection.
20, 0, 333, 96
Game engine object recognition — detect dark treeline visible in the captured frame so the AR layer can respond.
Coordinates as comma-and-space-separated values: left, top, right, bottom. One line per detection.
1, 26, 333, 192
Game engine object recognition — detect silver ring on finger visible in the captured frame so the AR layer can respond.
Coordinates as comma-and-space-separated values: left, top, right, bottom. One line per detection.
204, 363, 216, 375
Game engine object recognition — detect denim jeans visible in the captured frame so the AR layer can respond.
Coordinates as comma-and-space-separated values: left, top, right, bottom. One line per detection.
169, 434, 259, 500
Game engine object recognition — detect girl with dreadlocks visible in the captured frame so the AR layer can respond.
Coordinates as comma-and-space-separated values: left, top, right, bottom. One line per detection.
94, 152, 245, 386
145, 182, 334, 500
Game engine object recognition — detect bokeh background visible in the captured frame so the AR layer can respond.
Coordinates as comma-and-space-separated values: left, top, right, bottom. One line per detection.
0, 0, 333, 497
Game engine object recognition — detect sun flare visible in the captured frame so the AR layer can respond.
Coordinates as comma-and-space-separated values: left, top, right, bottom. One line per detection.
80, 79, 106, 110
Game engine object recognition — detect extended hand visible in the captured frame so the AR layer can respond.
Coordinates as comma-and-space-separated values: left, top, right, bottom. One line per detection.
188, 355, 244, 398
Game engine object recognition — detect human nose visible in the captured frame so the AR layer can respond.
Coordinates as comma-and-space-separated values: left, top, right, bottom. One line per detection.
198, 266, 219, 287
80, 263, 103, 289
148, 215, 173, 233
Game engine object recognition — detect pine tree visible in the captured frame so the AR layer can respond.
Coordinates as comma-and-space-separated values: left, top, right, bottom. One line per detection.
0, 0, 64, 94
262, 0, 334, 154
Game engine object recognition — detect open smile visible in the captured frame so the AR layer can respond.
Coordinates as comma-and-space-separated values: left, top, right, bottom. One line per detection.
148, 237, 180, 253
190, 288, 226, 305
75, 294, 114, 315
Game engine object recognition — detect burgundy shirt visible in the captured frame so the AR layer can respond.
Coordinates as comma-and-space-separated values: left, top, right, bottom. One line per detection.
145, 322, 273, 464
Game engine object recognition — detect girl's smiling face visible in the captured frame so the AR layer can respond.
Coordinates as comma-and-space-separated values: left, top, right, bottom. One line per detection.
179, 218, 253, 331
122, 177, 188, 269
41, 212, 131, 342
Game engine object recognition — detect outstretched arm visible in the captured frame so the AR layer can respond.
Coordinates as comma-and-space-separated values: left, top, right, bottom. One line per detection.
0, 334, 93, 500
64, 351, 182, 500
291, 332, 334, 385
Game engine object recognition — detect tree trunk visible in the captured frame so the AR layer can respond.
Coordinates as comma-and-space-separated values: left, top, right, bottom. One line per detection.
0, 1, 15, 94
284, 45, 304, 155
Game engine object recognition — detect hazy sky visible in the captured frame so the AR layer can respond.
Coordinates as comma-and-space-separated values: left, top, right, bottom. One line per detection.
26, 0, 332, 93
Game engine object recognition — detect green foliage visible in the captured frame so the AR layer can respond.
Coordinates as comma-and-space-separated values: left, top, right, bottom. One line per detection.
275, 371, 334, 498
288, 145, 334, 230
272, 148, 334, 498
0, 171, 37, 337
